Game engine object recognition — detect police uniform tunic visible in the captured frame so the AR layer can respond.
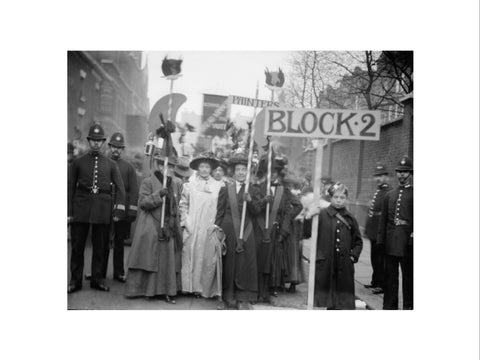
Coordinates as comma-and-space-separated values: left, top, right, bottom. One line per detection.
68, 151, 126, 287
377, 184, 413, 309
364, 183, 391, 288
102, 156, 138, 278
114, 158, 139, 220
68, 152, 126, 223
365, 184, 391, 240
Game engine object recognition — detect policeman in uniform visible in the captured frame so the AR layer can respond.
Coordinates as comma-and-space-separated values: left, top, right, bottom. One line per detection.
101, 132, 139, 283
377, 156, 413, 310
68, 124, 126, 293
364, 163, 391, 294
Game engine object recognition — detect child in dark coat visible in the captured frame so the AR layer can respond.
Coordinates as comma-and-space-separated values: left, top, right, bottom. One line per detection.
310, 183, 363, 309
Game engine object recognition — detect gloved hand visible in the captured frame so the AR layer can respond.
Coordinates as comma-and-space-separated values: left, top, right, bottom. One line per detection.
263, 194, 274, 205
243, 193, 252, 203
159, 188, 168, 198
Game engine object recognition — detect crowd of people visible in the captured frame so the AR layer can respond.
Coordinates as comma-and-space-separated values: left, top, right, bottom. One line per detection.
68, 123, 413, 310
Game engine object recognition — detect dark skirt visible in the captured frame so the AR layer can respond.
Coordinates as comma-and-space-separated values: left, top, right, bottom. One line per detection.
284, 220, 304, 285
270, 236, 287, 288
125, 239, 177, 297
221, 214, 258, 302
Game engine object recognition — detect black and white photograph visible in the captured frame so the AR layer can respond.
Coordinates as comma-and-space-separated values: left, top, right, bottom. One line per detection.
2, 1, 478, 360
67, 50, 414, 311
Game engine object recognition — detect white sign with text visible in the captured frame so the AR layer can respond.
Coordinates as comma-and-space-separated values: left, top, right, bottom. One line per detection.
264, 107, 381, 140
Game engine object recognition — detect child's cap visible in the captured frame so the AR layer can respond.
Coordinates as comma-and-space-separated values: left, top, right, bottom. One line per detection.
327, 182, 349, 197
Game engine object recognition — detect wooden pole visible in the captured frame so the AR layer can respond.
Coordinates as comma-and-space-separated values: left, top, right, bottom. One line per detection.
161, 79, 174, 228
307, 140, 324, 309
265, 89, 275, 228
239, 82, 259, 240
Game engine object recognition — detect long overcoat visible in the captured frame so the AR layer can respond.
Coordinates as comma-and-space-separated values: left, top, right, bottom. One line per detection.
214, 181, 261, 302
179, 175, 223, 296
126, 172, 182, 290
314, 205, 363, 309
251, 182, 302, 286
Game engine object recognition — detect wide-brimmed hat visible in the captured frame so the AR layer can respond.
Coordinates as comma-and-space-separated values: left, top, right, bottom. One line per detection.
283, 173, 302, 186
86, 124, 106, 141
213, 158, 228, 171
257, 154, 287, 176
108, 132, 125, 148
190, 152, 219, 170
395, 155, 413, 172
174, 156, 193, 177
228, 152, 248, 167
273, 155, 288, 169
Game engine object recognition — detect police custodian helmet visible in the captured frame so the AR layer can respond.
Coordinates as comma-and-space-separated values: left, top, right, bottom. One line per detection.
86, 124, 106, 141
373, 162, 389, 176
395, 155, 413, 172
108, 132, 125, 148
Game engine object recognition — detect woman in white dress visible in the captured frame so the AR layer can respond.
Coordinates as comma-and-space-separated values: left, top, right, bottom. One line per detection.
179, 153, 224, 298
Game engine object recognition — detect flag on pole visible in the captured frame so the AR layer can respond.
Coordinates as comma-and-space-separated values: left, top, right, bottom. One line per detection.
155, 113, 178, 161
162, 57, 183, 80
264, 67, 285, 90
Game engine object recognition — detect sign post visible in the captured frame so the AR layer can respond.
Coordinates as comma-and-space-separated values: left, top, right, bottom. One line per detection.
307, 141, 323, 309
264, 107, 381, 140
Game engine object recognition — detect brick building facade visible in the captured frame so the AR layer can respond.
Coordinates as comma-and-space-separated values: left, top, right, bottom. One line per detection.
67, 51, 149, 152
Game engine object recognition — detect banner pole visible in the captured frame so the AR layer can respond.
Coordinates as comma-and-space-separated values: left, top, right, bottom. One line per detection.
239, 82, 259, 240
265, 89, 275, 228
161, 78, 174, 228
307, 140, 324, 309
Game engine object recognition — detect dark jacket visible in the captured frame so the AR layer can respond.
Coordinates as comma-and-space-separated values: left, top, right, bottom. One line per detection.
314, 205, 363, 309
68, 152, 125, 224
215, 182, 261, 299
252, 182, 302, 238
377, 184, 413, 257
365, 183, 391, 240
113, 157, 139, 221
